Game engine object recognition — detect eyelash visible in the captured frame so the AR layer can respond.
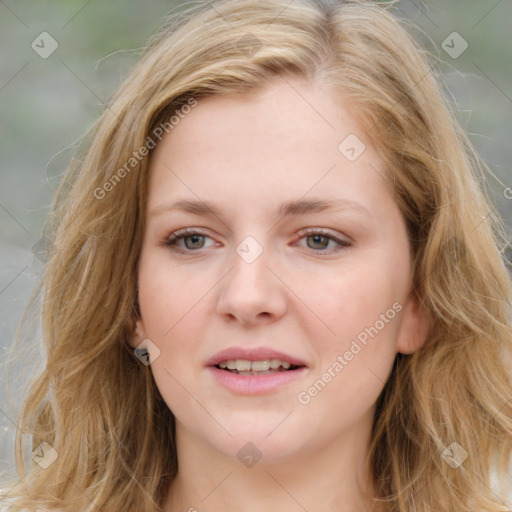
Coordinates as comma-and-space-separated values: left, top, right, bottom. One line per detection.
162, 227, 351, 255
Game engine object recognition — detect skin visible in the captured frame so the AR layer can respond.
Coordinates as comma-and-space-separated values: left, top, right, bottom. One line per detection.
131, 75, 429, 512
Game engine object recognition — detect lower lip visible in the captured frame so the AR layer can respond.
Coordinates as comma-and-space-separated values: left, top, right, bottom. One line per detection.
207, 366, 308, 395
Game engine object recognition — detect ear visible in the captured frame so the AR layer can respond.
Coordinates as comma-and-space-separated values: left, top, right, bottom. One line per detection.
128, 313, 148, 349
396, 292, 430, 355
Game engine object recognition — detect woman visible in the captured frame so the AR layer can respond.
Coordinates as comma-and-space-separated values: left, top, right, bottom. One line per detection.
1, 0, 511, 510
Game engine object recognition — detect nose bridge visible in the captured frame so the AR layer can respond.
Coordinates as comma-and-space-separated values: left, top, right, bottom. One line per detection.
215, 233, 287, 324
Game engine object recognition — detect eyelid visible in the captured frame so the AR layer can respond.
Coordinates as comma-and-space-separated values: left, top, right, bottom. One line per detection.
296, 226, 350, 243
167, 226, 211, 240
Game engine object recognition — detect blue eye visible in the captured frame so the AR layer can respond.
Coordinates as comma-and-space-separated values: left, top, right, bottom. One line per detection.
162, 228, 350, 255
296, 228, 351, 253
164, 228, 214, 254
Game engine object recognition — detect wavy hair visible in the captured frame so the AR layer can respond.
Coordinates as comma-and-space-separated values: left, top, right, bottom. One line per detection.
1, 0, 511, 510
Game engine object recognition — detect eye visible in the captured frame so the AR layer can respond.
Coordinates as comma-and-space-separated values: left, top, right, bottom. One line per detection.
163, 228, 216, 254
161, 227, 351, 256
295, 228, 351, 254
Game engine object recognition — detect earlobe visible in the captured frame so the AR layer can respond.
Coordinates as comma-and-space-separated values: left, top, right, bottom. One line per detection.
128, 314, 147, 349
396, 293, 431, 355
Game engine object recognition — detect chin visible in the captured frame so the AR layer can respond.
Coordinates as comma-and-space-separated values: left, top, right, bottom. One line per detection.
206, 417, 308, 465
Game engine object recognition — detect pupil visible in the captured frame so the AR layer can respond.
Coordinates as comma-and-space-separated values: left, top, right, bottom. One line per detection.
185, 235, 204, 249
309, 235, 328, 249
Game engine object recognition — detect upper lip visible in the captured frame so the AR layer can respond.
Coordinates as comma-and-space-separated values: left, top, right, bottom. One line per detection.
207, 347, 307, 367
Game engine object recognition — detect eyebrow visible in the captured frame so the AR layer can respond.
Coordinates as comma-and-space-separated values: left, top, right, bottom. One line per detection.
149, 198, 371, 219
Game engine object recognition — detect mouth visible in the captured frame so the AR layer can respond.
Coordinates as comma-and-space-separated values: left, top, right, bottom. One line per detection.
215, 359, 304, 375
207, 347, 308, 394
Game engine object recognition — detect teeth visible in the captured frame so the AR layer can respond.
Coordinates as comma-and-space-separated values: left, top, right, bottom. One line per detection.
235, 359, 252, 371
218, 359, 295, 372
251, 360, 270, 371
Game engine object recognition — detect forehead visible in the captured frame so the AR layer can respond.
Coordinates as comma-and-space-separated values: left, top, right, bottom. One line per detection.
146, 76, 393, 218
157, 77, 363, 154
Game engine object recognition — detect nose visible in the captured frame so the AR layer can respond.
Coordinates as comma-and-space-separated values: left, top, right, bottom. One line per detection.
215, 238, 288, 326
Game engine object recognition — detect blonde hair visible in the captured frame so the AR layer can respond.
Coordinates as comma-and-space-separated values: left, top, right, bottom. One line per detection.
2, 0, 511, 510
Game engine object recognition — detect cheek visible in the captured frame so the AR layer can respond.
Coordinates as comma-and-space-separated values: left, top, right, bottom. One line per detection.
293, 254, 407, 404
137, 247, 208, 335
296, 258, 406, 348
137, 268, 203, 362
136, 250, 212, 406
293, 279, 400, 437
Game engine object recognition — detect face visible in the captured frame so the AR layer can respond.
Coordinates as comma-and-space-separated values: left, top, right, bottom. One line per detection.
132, 75, 428, 465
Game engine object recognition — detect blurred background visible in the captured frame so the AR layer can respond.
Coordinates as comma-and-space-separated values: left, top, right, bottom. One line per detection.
1, 0, 511, 490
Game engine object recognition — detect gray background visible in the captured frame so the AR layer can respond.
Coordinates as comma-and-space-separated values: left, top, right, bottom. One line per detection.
1, 0, 511, 491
